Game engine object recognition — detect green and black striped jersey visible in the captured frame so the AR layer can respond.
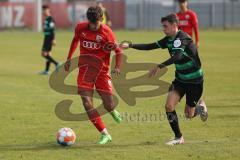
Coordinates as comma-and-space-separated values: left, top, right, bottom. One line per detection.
43, 16, 55, 39
156, 30, 203, 83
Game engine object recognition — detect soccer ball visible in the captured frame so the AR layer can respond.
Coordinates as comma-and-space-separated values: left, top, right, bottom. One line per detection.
56, 127, 76, 146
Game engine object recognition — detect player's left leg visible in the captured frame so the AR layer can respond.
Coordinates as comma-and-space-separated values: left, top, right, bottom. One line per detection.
40, 51, 60, 74
96, 75, 122, 124
44, 52, 60, 71
165, 90, 185, 145
165, 80, 185, 146
98, 91, 122, 123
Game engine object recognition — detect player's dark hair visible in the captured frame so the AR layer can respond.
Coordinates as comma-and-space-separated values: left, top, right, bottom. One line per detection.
161, 13, 179, 25
42, 5, 49, 10
177, 0, 187, 3
87, 6, 103, 24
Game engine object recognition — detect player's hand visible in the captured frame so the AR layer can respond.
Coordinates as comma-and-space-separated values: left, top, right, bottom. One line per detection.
64, 60, 71, 72
112, 67, 120, 77
148, 65, 160, 78
119, 41, 131, 50
52, 40, 56, 46
196, 42, 200, 48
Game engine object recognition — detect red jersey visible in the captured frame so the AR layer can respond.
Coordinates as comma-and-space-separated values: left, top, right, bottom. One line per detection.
67, 22, 122, 74
176, 10, 199, 44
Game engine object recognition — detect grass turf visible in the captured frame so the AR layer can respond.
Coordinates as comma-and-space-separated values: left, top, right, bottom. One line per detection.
0, 29, 240, 160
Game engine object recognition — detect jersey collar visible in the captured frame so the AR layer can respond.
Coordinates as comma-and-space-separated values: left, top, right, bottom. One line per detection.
169, 30, 181, 41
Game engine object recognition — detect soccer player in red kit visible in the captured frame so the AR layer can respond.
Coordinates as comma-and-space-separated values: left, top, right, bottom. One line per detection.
176, 0, 199, 47
64, 6, 122, 144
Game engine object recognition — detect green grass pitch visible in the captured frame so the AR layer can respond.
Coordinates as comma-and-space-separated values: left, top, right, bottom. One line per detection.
0, 29, 240, 160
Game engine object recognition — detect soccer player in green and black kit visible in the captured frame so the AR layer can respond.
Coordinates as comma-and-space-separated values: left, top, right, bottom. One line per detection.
121, 13, 208, 145
40, 5, 60, 75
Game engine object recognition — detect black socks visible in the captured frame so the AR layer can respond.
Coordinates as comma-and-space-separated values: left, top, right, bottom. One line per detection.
45, 55, 58, 66
166, 110, 182, 138
45, 61, 51, 72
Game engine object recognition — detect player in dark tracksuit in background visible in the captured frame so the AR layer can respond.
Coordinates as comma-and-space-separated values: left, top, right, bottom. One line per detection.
40, 5, 60, 75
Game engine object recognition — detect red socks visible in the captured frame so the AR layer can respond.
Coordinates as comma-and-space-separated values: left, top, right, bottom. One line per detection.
87, 109, 105, 132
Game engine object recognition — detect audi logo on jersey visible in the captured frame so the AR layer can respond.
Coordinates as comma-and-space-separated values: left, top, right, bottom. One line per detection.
82, 41, 101, 49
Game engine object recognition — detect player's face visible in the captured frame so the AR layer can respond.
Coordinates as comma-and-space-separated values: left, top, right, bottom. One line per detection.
161, 21, 177, 37
179, 2, 188, 11
43, 9, 50, 16
89, 19, 102, 31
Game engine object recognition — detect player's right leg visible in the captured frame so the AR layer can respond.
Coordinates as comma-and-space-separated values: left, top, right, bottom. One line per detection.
165, 80, 185, 146
185, 100, 208, 122
198, 99, 208, 122
78, 89, 112, 144
185, 82, 208, 122
39, 51, 50, 75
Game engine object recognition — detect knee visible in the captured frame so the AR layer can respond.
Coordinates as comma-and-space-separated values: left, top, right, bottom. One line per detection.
165, 104, 175, 112
103, 101, 115, 112
42, 52, 50, 57
82, 98, 92, 109
42, 51, 46, 57
185, 111, 194, 119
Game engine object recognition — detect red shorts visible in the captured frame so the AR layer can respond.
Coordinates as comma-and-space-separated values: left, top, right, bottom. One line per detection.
77, 69, 112, 94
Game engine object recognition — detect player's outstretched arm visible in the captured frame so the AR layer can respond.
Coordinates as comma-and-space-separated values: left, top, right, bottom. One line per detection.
112, 48, 122, 76
108, 28, 123, 76
109, 42, 122, 76
158, 52, 183, 69
65, 36, 79, 71
131, 43, 160, 50
120, 41, 159, 50
149, 52, 183, 77
67, 36, 79, 60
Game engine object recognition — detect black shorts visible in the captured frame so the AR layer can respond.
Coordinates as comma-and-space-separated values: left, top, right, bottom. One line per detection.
42, 37, 53, 52
169, 79, 203, 107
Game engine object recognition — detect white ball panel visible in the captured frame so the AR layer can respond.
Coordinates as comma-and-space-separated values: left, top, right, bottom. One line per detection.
58, 136, 64, 143
67, 131, 72, 137
67, 141, 73, 146
60, 131, 67, 137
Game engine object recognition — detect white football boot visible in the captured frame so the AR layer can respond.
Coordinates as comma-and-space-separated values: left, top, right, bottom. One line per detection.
166, 136, 184, 146
198, 99, 208, 122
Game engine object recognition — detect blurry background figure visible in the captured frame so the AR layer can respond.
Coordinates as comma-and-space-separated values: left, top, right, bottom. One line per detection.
176, 0, 199, 47
40, 4, 60, 75
96, 1, 112, 27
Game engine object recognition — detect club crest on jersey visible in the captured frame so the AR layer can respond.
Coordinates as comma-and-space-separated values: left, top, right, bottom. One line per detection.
96, 35, 102, 42
185, 15, 190, 19
81, 32, 86, 37
173, 39, 181, 48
